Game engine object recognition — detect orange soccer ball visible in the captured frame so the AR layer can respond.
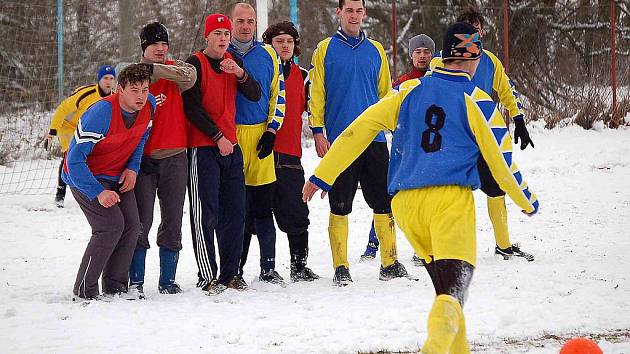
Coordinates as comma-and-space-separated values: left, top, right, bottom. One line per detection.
559, 337, 603, 354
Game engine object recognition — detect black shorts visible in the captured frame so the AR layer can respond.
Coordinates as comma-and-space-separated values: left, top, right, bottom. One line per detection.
328, 141, 391, 215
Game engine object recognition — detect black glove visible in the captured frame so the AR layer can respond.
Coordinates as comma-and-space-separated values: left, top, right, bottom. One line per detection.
44, 129, 57, 151
513, 115, 534, 150
256, 131, 276, 159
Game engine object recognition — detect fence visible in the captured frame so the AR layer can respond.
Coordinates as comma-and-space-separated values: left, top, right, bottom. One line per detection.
1, 0, 628, 194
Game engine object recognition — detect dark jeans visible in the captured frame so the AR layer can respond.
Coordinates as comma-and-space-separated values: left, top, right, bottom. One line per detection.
240, 183, 277, 274
273, 152, 310, 257
187, 146, 246, 287
135, 152, 187, 251
273, 153, 309, 235
71, 180, 140, 298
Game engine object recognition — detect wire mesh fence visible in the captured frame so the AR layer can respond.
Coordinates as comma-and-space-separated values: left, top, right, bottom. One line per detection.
1, 0, 628, 195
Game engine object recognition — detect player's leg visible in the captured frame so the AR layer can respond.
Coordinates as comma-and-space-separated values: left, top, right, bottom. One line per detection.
423, 185, 476, 353
328, 160, 360, 286
273, 156, 318, 281
478, 157, 534, 261
360, 220, 379, 261
360, 142, 408, 279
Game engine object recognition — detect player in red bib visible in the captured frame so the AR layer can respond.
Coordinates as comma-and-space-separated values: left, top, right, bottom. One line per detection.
182, 14, 261, 294
128, 22, 197, 297
262, 21, 320, 282
63, 65, 156, 301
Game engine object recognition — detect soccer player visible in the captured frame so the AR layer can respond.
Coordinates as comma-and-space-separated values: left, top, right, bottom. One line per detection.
182, 13, 260, 294
361, 33, 436, 264
227, 3, 287, 285
430, 7, 536, 261
392, 34, 435, 87
304, 22, 539, 353
46, 65, 115, 207
262, 21, 319, 282
128, 22, 197, 296
308, 0, 408, 285
64, 64, 155, 301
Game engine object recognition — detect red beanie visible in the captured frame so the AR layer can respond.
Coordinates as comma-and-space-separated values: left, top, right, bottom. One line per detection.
204, 14, 232, 37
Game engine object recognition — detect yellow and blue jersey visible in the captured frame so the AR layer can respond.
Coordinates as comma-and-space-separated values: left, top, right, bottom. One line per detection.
308, 28, 391, 143
310, 67, 538, 214
430, 49, 525, 119
228, 41, 286, 130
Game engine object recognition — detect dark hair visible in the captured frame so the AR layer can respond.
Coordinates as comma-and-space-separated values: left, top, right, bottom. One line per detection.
338, 0, 365, 9
262, 21, 301, 57
457, 7, 485, 27
117, 64, 151, 88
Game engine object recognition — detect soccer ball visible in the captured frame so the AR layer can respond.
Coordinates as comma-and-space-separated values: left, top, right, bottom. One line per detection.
559, 337, 603, 354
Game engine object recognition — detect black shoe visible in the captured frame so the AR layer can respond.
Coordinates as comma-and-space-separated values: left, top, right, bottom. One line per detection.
126, 284, 146, 300
159, 282, 183, 294
333, 265, 352, 286
72, 293, 113, 303
495, 243, 535, 262
203, 280, 227, 295
54, 196, 64, 208
290, 263, 320, 282
379, 260, 411, 281
259, 269, 286, 287
101, 285, 145, 300
411, 254, 425, 267
227, 275, 249, 291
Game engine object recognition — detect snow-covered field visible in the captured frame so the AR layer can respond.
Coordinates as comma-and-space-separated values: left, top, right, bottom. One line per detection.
1, 125, 629, 353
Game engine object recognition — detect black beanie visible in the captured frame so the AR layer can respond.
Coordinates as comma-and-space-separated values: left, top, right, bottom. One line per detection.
442, 22, 482, 62
140, 22, 169, 53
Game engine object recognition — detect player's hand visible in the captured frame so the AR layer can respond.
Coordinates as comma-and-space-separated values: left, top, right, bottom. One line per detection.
220, 58, 245, 79
257, 130, 276, 159
118, 169, 137, 193
217, 136, 234, 156
313, 133, 330, 158
43, 135, 55, 151
44, 129, 57, 151
522, 200, 539, 217
513, 115, 534, 150
302, 180, 327, 202
97, 190, 120, 208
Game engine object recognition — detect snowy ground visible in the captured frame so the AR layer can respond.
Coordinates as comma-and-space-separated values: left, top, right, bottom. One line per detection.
1, 125, 629, 353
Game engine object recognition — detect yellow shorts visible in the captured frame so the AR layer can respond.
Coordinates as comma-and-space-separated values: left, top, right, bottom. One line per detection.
391, 185, 477, 266
236, 122, 276, 186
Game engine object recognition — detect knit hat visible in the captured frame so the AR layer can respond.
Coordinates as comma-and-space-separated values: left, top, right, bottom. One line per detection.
262, 21, 301, 56
140, 22, 169, 53
204, 14, 232, 37
97, 65, 116, 81
442, 22, 483, 61
408, 34, 435, 58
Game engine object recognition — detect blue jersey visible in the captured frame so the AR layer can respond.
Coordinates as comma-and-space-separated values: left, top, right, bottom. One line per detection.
389, 69, 481, 193
308, 28, 391, 143
310, 67, 538, 214
228, 41, 285, 130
